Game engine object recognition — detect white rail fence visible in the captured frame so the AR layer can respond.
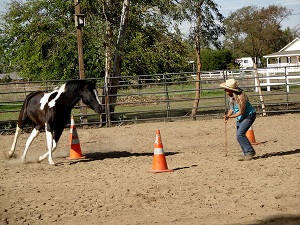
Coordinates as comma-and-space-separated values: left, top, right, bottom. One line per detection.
255, 67, 300, 92
195, 66, 300, 93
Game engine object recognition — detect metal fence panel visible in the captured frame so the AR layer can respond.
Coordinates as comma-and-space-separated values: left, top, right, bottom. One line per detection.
0, 67, 300, 132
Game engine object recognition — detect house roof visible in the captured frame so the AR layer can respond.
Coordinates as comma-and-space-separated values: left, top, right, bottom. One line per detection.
279, 37, 300, 52
264, 50, 300, 58
263, 37, 300, 58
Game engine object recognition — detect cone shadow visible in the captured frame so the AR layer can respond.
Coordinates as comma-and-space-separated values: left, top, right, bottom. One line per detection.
71, 151, 179, 162
173, 164, 198, 171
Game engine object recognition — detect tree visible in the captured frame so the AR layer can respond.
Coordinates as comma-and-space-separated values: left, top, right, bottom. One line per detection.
1, 0, 80, 80
172, 0, 225, 119
201, 48, 233, 71
123, 24, 190, 76
102, 0, 130, 126
224, 5, 293, 64
0, 0, 192, 81
101, 0, 195, 123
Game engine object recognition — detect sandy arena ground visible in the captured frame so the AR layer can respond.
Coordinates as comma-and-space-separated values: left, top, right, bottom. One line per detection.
1, 113, 300, 225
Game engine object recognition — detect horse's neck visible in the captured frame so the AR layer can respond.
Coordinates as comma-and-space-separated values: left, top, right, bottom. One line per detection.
63, 92, 82, 109
69, 96, 81, 109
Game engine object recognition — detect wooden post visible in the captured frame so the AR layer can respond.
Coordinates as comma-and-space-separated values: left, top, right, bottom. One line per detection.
253, 63, 266, 116
74, 0, 87, 126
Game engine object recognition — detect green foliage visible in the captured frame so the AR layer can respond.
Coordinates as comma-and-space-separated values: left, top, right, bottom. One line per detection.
123, 27, 190, 76
1, 0, 79, 80
2, 1, 297, 81
0, 0, 193, 81
175, 0, 225, 49
224, 5, 294, 63
201, 48, 233, 71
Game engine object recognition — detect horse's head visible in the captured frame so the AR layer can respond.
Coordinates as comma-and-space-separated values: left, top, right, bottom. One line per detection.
81, 80, 103, 114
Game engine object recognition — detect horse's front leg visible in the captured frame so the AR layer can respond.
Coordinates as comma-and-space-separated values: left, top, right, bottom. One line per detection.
38, 139, 57, 162
45, 123, 55, 165
8, 126, 22, 157
21, 128, 40, 163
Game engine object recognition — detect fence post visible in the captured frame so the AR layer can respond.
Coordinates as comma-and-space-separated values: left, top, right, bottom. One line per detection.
253, 64, 266, 116
285, 66, 290, 93
266, 69, 271, 92
284, 67, 290, 110
223, 70, 228, 114
104, 76, 111, 127
164, 74, 171, 121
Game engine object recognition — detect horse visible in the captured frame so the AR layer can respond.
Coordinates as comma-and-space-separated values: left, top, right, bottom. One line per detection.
8, 79, 102, 165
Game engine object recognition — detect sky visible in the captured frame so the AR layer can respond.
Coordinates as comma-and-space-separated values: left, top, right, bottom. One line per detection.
1, 0, 299, 31
180, 0, 300, 35
215, 0, 300, 28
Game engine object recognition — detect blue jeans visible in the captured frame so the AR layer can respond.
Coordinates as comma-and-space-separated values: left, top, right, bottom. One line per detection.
236, 112, 256, 156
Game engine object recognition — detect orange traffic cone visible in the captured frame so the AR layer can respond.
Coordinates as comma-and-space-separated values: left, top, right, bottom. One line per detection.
246, 126, 261, 145
148, 130, 174, 173
66, 116, 86, 160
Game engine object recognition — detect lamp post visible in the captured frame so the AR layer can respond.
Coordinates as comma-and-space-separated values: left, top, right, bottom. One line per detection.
74, 0, 87, 125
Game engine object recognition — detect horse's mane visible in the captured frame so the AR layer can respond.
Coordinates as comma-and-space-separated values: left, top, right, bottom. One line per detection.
63, 80, 96, 98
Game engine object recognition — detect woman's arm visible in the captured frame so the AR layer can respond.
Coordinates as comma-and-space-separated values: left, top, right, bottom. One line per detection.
224, 94, 247, 120
230, 94, 246, 118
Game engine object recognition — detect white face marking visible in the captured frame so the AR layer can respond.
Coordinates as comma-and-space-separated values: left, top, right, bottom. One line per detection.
93, 89, 101, 105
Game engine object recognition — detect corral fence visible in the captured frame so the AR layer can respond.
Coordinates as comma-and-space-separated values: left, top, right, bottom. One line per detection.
0, 66, 300, 133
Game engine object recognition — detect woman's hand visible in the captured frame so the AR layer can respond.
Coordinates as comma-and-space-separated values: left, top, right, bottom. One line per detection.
223, 115, 229, 122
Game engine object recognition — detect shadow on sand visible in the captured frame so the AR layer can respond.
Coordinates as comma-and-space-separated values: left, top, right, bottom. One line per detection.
61, 151, 198, 170
61, 151, 178, 164
254, 148, 300, 160
239, 214, 300, 225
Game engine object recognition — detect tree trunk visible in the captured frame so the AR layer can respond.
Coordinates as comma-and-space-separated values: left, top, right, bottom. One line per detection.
101, 0, 113, 127
103, 25, 112, 126
190, 1, 204, 120
102, 0, 130, 127
190, 35, 201, 120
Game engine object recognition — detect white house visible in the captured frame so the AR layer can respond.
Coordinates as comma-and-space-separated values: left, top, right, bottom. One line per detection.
263, 37, 300, 67
0, 72, 22, 80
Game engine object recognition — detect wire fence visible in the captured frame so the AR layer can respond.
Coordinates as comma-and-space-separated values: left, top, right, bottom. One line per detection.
0, 66, 300, 133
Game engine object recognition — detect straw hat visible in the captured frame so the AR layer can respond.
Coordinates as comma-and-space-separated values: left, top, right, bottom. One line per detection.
219, 79, 242, 92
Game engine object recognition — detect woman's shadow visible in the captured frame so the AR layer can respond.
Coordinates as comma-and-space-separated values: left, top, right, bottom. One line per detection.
254, 148, 300, 160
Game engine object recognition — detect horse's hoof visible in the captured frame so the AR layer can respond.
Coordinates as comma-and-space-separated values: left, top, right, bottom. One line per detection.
38, 156, 44, 162
4, 151, 15, 159
7, 151, 15, 158
49, 161, 56, 165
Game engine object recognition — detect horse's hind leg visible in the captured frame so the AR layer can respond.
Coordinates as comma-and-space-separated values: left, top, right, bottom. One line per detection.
21, 128, 40, 163
38, 139, 57, 162
8, 126, 22, 157
9, 105, 30, 158
44, 123, 56, 165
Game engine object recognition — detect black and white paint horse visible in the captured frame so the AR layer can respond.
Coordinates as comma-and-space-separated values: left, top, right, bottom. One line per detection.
8, 79, 102, 165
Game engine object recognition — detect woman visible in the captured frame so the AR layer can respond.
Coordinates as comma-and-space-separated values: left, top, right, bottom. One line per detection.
220, 79, 256, 161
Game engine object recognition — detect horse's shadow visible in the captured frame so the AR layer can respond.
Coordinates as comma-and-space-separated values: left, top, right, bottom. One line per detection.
254, 148, 300, 160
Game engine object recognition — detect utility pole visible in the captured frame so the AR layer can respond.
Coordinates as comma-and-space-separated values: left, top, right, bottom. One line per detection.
74, 0, 87, 125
